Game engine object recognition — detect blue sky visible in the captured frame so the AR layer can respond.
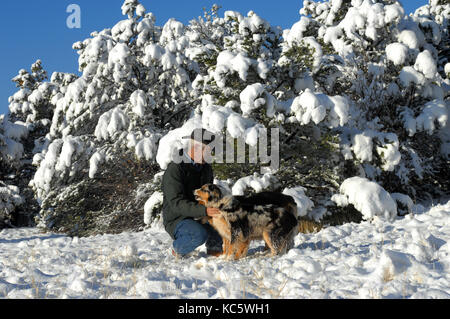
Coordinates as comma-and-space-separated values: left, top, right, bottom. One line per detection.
0, 0, 428, 116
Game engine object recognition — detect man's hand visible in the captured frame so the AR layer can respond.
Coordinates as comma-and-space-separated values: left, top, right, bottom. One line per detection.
206, 207, 221, 217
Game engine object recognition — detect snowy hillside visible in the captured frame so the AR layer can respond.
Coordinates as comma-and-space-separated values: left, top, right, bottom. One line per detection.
0, 200, 448, 299
0, 0, 449, 301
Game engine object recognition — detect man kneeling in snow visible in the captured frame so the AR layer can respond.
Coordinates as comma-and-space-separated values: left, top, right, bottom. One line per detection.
162, 128, 223, 258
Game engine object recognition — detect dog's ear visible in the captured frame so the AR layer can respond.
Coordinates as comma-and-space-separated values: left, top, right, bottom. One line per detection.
207, 184, 222, 202
213, 187, 222, 201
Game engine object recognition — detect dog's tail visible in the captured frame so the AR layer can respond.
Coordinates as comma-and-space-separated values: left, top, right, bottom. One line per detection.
285, 198, 322, 234
297, 218, 322, 234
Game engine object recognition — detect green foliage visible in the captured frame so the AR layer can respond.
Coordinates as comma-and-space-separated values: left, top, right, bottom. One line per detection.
275, 124, 343, 192
283, 43, 315, 71
12, 60, 48, 90
195, 51, 219, 69
211, 136, 263, 182
38, 151, 161, 236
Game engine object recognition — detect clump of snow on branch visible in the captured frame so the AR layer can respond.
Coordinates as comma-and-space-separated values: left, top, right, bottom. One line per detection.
332, 177, 397, 221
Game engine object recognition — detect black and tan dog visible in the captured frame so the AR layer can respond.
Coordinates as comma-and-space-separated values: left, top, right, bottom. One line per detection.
194, 184, 299, 260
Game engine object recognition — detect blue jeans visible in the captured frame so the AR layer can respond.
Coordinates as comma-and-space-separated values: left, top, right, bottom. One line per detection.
173, 219, 223, 256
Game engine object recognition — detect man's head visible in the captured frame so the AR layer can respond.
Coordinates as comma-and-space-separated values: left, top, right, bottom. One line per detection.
183, 128, 215, 164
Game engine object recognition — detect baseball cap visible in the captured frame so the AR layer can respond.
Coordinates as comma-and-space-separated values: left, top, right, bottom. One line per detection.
182, 128, 216, 145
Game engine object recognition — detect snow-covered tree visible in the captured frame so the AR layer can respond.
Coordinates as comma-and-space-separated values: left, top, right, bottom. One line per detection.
0, 60, 70, 226
1, 0, 448, 234
183, 6, 354, 222
294, 0, 449, 202
27, 0, 199, 235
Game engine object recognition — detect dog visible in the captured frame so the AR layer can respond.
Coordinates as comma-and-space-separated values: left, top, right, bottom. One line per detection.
194, 184, 299, 260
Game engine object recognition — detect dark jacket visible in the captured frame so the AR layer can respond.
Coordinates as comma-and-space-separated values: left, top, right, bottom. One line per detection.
162, 152, 214, 239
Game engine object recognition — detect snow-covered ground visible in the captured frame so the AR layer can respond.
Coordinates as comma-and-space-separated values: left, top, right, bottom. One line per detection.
0, 200, 449, 299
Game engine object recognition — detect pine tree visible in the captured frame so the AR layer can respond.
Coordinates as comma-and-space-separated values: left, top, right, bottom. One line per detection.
27, 0, 196, 235
1, 0, 448, 233
0, 60, 70, 226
